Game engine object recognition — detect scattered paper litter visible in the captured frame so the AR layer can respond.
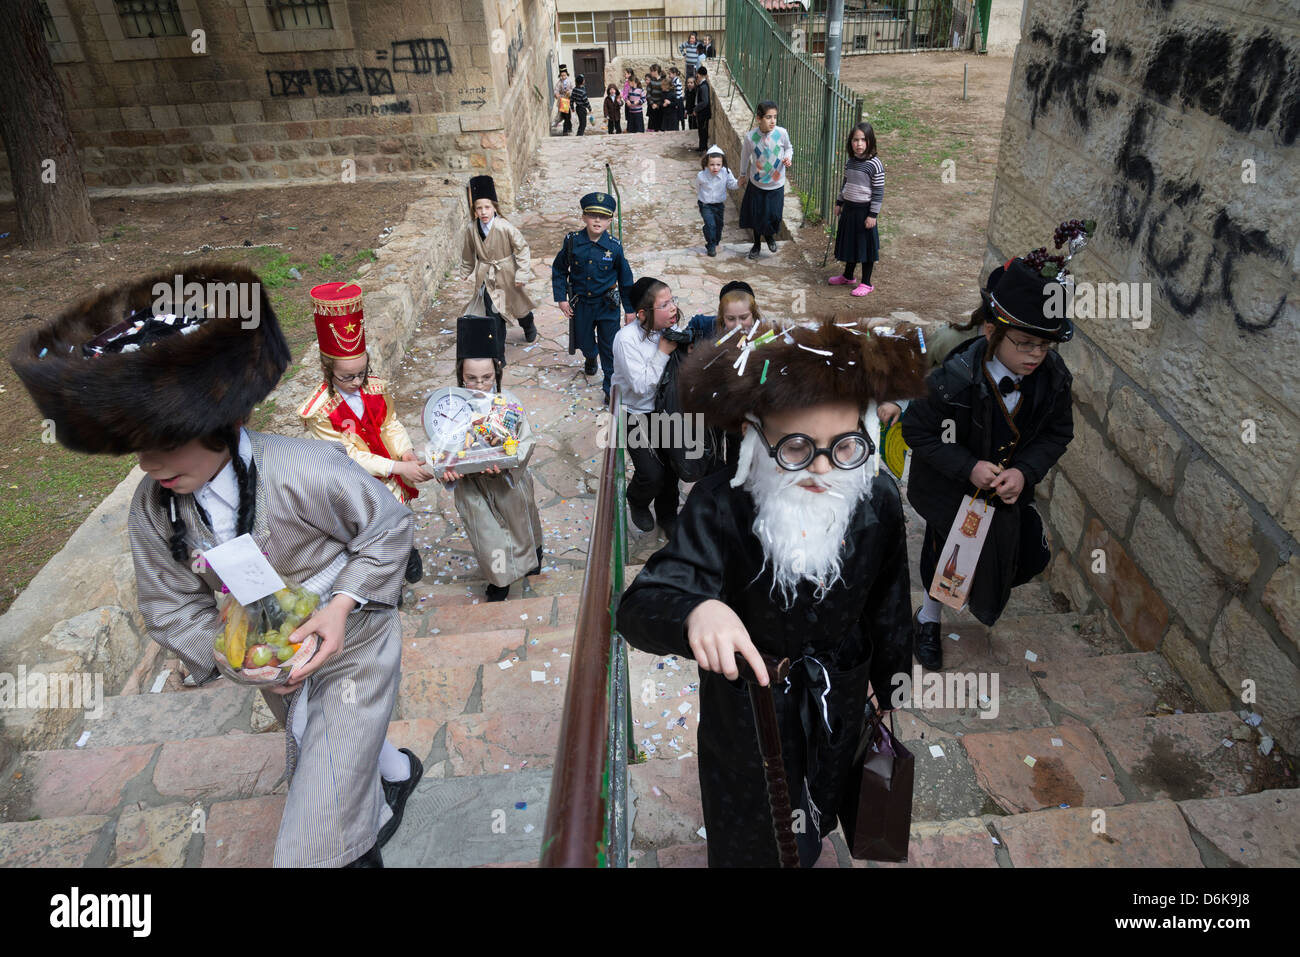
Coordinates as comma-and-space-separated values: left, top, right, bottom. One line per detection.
150, 670, 171, 693
1051, 737, 1064, 747
523, 823, 535, 833
531, 670, 547, 683
1245, 713, 1263, 727
678, 702, 692, 714
651, 733, 662, 741
1023, 755, 1037, 767
1221, 738, 1235, 748
677, 751, 693, 760
75, 731, 91, 748
991, 836, 1001, 846
520, 614, 529, 621
652, 786, 662, 796
697, 826, 707, 839
1024, 650, 1038, 662
929, 745, 945, 758
948, 632, 960, 641
498, 660, 514, 670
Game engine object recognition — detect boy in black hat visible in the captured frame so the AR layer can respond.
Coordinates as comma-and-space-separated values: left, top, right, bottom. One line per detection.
901, 255, 1076, 670
551, 191, 636, 404
555, 65, 574, 135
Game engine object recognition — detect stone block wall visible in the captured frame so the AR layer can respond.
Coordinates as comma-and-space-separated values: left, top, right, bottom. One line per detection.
985, 0, 1025, 56
987, 0, 1300, 750
0, 0, 558, 208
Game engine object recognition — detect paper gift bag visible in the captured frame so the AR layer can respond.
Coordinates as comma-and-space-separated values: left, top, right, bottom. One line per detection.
928, 493, 994, 612
839, 710, 914, 861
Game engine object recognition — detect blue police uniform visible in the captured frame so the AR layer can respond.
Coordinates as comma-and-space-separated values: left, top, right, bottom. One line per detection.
551, 192, 635, 399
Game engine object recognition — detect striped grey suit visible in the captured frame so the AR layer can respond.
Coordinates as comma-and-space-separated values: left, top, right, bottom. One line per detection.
128, 430, 413, 866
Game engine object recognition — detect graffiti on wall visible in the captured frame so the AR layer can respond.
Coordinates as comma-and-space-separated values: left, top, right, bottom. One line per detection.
266, 38, 454, 98
1018, 0, 1293, 332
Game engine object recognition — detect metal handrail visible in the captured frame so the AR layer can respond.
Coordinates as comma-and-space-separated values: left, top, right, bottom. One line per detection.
540, 386, 630, 867
605, 162, 623, 246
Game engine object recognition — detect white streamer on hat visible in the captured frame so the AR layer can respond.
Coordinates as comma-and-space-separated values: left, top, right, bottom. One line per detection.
730, 416, 764, 489
863, 400, 881, 478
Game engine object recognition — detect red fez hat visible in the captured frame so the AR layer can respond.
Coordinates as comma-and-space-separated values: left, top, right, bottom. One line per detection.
311, 282, 366, 359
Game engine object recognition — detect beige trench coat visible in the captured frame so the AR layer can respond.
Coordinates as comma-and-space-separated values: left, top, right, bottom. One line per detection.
448, 389, 545, 586
461, 217, 537, 321
127, 430, 413, 867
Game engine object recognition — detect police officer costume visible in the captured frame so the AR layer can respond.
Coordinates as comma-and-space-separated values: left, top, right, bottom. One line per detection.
550, 191, 635, 402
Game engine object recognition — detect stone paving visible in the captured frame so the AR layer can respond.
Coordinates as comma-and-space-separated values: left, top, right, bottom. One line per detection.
0, 128, 1295, 868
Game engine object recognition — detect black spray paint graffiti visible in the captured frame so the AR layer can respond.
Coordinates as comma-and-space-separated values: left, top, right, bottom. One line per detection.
505, 22, 525, 87
1020, 0, 1291, 332
266, 37, 453, 99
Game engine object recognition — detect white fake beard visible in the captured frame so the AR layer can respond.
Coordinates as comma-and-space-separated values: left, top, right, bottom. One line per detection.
741, 429, 872, 609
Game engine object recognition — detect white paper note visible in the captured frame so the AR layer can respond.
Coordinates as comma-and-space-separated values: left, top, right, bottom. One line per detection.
929, 745, 945, 758
202, 534, 285, 605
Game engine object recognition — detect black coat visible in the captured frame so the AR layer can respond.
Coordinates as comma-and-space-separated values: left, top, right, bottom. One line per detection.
900, 335, 1073, 624
617, 469, 913, 866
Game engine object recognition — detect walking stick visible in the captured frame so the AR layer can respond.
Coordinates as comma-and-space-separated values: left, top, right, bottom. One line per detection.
734, 651, 799, 868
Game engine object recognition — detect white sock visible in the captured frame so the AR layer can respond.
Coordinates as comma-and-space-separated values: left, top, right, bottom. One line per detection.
379, 739, 411, 782
918, 596, 944, 625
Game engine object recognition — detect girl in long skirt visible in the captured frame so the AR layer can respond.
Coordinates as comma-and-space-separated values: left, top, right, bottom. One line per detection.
829, 123, 885, 296
737, 101, 794, 260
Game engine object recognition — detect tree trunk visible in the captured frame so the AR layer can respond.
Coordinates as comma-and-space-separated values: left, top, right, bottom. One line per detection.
0, 0, 98, 248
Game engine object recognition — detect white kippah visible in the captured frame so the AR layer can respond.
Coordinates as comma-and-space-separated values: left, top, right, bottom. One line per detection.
705, 144, 725, 156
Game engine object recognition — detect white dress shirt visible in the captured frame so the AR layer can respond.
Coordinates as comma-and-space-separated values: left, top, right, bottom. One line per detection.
985, 353, 1023, 414
611, 321, 669, 414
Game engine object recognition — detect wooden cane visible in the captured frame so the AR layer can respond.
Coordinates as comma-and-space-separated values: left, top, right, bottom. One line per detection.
734, 652, 799, 868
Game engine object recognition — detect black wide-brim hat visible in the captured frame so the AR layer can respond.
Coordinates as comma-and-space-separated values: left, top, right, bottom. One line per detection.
8, 262, 290, 455
457, 315, 504, 363
985, 258, 1074, 342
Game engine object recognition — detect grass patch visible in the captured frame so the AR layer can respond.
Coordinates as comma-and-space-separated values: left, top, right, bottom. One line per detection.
100, 223, 141, 243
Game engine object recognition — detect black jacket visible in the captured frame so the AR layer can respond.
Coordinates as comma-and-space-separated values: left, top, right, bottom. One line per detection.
901, 335, 1073, 622
617, 469, 913, 864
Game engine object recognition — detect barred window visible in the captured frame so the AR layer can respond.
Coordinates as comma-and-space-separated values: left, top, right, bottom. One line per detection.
39, 2, 59, 42
558, 11, 597, 45
268, 0, 334, 30
114, 0, 184, 38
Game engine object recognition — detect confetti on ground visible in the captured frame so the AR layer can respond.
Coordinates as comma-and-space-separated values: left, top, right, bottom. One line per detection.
498, 660, 514, 670
948, 632, 960, 641
75, 731, 91, 748
531, 670, 547, 682
150, 671, 171, 693
1023, 755, 1037, 767
1024, 650, 1038, 662
929, 745, 945, 758
1051, 737, 1063, 747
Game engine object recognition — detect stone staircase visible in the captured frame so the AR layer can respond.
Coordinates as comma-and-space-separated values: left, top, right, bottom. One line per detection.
624, 501, 1298, 868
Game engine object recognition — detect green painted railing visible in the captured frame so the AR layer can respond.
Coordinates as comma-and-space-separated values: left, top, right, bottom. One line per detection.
724, 0, 862, 226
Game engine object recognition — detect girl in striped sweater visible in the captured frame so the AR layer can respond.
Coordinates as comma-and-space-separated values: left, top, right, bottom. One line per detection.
829, 122, 885, 296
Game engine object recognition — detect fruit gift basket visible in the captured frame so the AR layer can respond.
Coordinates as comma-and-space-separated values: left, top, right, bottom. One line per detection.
421, 386, 535, 480
213, 583, 323, 686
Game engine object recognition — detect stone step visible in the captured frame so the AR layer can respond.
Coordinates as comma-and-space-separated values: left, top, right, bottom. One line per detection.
423, 593, 580, 636
629, 755, 706, 850
1092, 712, 1284, 802
82, 680, 258, 750
0, 814, 116, 867
1176, 788, 1300, 867
400, 628, 530, 670
850, 817, 1002, 869
442, 709, 564, 777
922, 611, 1129, 674
959, 723, 1124, 815
1029, 651, 1199, 725
989, 799, 1204, 867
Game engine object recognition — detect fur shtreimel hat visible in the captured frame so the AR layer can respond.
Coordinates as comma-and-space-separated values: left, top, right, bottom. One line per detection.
9, 263, 289, 455
677, 318, 928, 433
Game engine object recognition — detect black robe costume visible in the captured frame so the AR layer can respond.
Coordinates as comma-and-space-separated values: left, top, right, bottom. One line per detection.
616, 468, 914, 867
900, 335, 1074, 625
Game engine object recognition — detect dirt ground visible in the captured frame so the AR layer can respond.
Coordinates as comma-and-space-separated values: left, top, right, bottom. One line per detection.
821, 52, 1013, 318
0, 181, 411, 614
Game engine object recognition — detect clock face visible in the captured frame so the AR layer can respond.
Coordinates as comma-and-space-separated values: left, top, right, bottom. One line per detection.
423, 388, 475, 446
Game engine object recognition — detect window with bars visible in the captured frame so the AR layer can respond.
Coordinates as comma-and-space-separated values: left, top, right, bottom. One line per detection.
268, 0, 334, 30
39, 1, 59, 42
561, 9, 665, 45
114, 0, 185, 38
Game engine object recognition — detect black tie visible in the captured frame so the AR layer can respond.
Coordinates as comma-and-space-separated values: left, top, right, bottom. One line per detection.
998, 375, 1020, 396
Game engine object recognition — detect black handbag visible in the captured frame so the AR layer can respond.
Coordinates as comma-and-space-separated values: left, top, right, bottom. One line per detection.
838, 702, 914, 861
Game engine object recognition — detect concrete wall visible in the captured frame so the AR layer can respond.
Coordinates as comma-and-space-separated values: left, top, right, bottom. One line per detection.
0, 0, 557, 207
986, 0, 1300, 750
985, 0, 1024, 56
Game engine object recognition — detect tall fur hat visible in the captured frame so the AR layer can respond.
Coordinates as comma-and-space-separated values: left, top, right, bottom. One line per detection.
677, 317, 927, 433
9, 262, 289, 455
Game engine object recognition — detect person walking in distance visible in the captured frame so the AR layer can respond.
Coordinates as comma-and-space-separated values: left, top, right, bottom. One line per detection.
555, 65, 574, 135
696, 145, 739, 258
692, 66, 713, 152
604, 83, 623, 134
570, 73, 591, 136
738, 101, 794, 260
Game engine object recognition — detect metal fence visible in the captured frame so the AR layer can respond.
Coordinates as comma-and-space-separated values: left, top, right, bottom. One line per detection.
794, 1, 983, 55
724, 0, 862, 225
604, 15, 727, 62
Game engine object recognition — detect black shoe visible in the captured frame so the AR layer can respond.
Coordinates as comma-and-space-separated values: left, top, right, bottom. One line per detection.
706, 243, 717, 257
747, 245, 761, 261
485, 582, 510, 602
584, 355, 598, 375
629, 503, 655, 532
405, 547, 423, 584
344, 842, 384, 867
766, 237, 777, 252
913, 608, 943, 670
603, 391, 610, 407
659, 516, 677, 539
521, 313, 538, 343
377, 748, 424, 848
527, 545, 543, 577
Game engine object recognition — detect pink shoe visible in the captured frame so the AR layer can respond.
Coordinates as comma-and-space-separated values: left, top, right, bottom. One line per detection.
851, 283, 874, 297
828, 274, 851, 285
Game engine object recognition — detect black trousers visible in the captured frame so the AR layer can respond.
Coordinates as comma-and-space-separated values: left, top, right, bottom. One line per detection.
626, 413, 680, 523
576, 107, 588, 135
696, 110, 710, 151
